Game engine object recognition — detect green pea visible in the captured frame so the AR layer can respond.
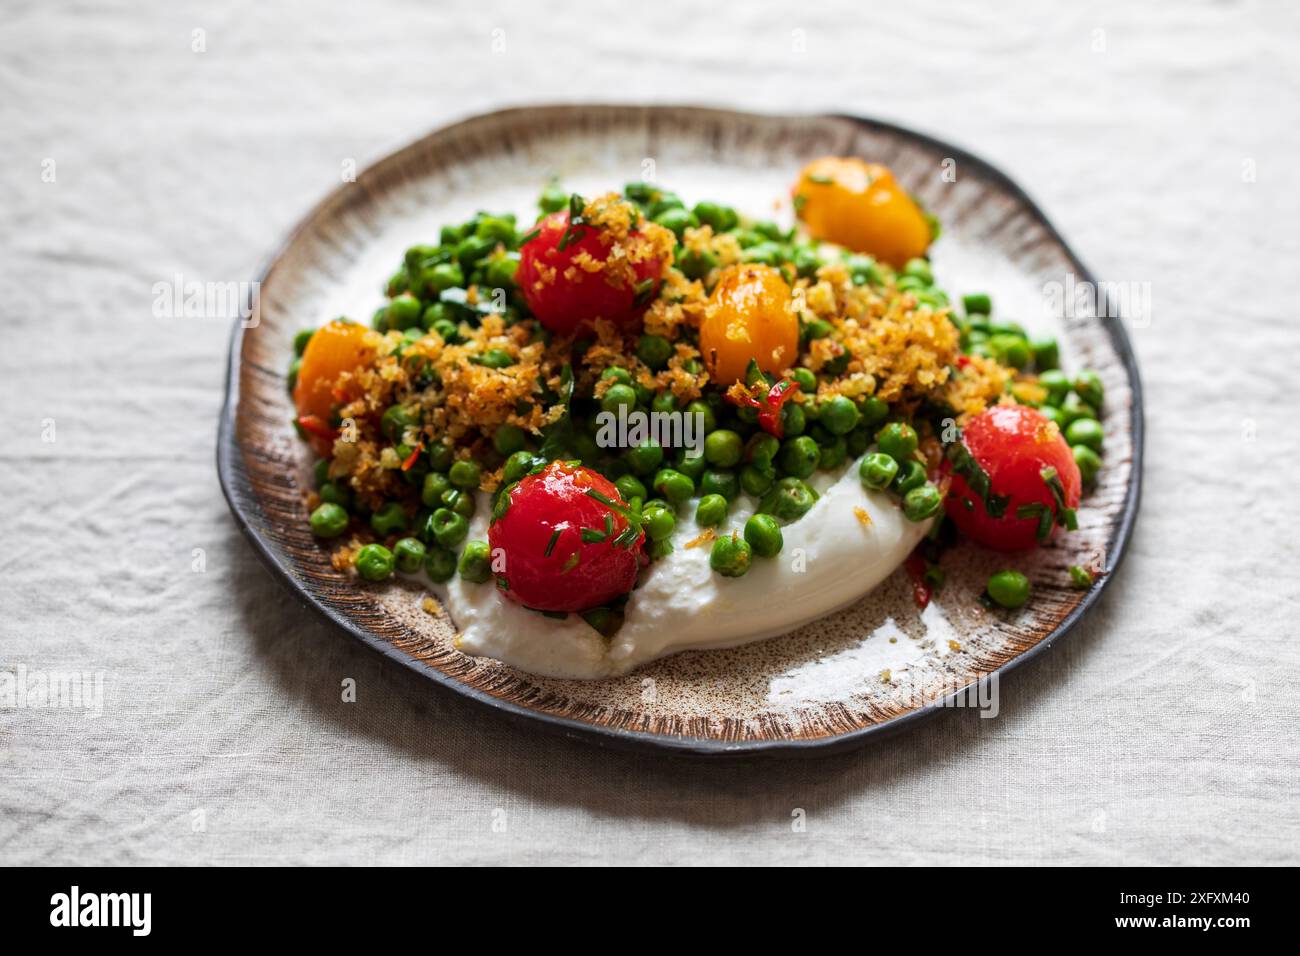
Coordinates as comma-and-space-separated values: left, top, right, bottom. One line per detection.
625, 439, 664, 476
484, 252, 519, 290
393, 537, 426, 574
704, 429, 743, 468
695, 493, 728, 527
293, 328, 314, 356
1069, 565, 1094, 589
650, 391, 679, 415
990, 333, 1031, 370
859, 396, 889, 427
615, 474, 647, 503
902, 484, 944, 522
538, 182, 567, 214
600, 366, 633, 386
493, 424, 527, 456
1074, 369, 1104, 409
678, 247, 717, 280
743, 513, 783, 558
601, 383, 638, 414
624, 181, 656, 204
369, 502, 407, 537
740, 464, 774, 497
902, 257, 933, 284
318, 480, 352, 509
440, 487, 475, 518
759, 477, 819, 524
876, 422, 918, 464
896, 275, 927, 293
893, 460, 927, 495
779, 436, 820, 479
457, 541, 492, 583
449, 459, 481, 489
675, 448, 708, 480
503, 450, 542, 483
1030, 337, 1059, 370
817, 435, 847, 470
647, 193, 684, 217
381, 404, 420, 443
472, 348, 514, 369
1037, 368, 1070, 406
440, 224, 466, 246
962, 292, 992, 316
355, 543, 395, 582
1040, 405, 1067, 428
455, 235, 496, 269
636, 334, 674, 370
426, 441, 454, 472
804, 318, 834, 341
1060, 392, 1098, 426
819, 395, 861, 436
741, 241, 783, 266
685, 399, 716, 435
654, 206, 698, 238
426, 262, 464, 293
709, 533, 752, 578
700, 469, 739, 501
780, 401, 806, 437
309, 502, 349, 538
846, 254, 883, 287
475, 215, 515, 244
386, 292, 423, 330
428, 508, 468, 548
1073, 444, 1102, 485
791, 367, 817, 393
418, 470, 449, 509
858, 452, 899, 491
313, 459, 331, 487
641, 503, 676, 542
987, 569, 1030, 609
792, 246, 821, 279
692, 201, 738, 232
846, 426, 871, 457
745, 433, 780, 467
653, 468, 694, 504
424, 546, 457, 583
1065, 417, 1104, 451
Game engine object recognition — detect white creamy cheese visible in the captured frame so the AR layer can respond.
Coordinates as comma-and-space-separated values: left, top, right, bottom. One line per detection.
446, 461, 930, 679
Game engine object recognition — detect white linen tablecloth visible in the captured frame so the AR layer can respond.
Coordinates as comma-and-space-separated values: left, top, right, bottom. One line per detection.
2, 0, 1297, 865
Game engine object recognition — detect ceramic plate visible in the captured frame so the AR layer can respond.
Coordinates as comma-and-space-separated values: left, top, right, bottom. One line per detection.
218, 105, 1143, 755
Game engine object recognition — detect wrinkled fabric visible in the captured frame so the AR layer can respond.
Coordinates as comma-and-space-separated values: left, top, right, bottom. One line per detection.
1, 0, 1297, 865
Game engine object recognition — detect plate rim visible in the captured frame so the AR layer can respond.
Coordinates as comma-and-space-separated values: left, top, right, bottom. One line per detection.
216, 104, 1145, 757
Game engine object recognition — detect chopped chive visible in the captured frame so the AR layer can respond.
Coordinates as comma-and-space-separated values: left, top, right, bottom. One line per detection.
543, 528, 561, 558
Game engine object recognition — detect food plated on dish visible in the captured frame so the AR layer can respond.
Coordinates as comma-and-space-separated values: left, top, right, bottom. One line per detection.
284, 156, 1108, 680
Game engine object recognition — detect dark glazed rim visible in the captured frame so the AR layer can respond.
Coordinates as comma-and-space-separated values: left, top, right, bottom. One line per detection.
217, 105, 1144, 757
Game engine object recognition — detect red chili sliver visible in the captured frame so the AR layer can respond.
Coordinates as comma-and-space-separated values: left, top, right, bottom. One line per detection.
729, 378, 797, 438
399, 443, 423, 471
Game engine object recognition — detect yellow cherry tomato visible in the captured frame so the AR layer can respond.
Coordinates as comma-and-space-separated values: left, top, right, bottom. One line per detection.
699, 264, 798, 386
293, 319, 376, 423
793, 157, 932, 267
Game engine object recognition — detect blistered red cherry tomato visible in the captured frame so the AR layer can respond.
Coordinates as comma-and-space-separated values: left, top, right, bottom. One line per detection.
516, 208, 667, 336
942, 403, 1082, 552
488, 461, 645, 612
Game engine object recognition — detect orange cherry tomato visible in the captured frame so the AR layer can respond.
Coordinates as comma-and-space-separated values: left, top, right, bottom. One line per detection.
699, 264, 798, 386
293, 319, 376, 425
793, 157, 931, 267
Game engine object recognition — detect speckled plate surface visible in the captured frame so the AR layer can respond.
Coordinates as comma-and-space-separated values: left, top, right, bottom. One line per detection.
218, 105, 1142, 756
